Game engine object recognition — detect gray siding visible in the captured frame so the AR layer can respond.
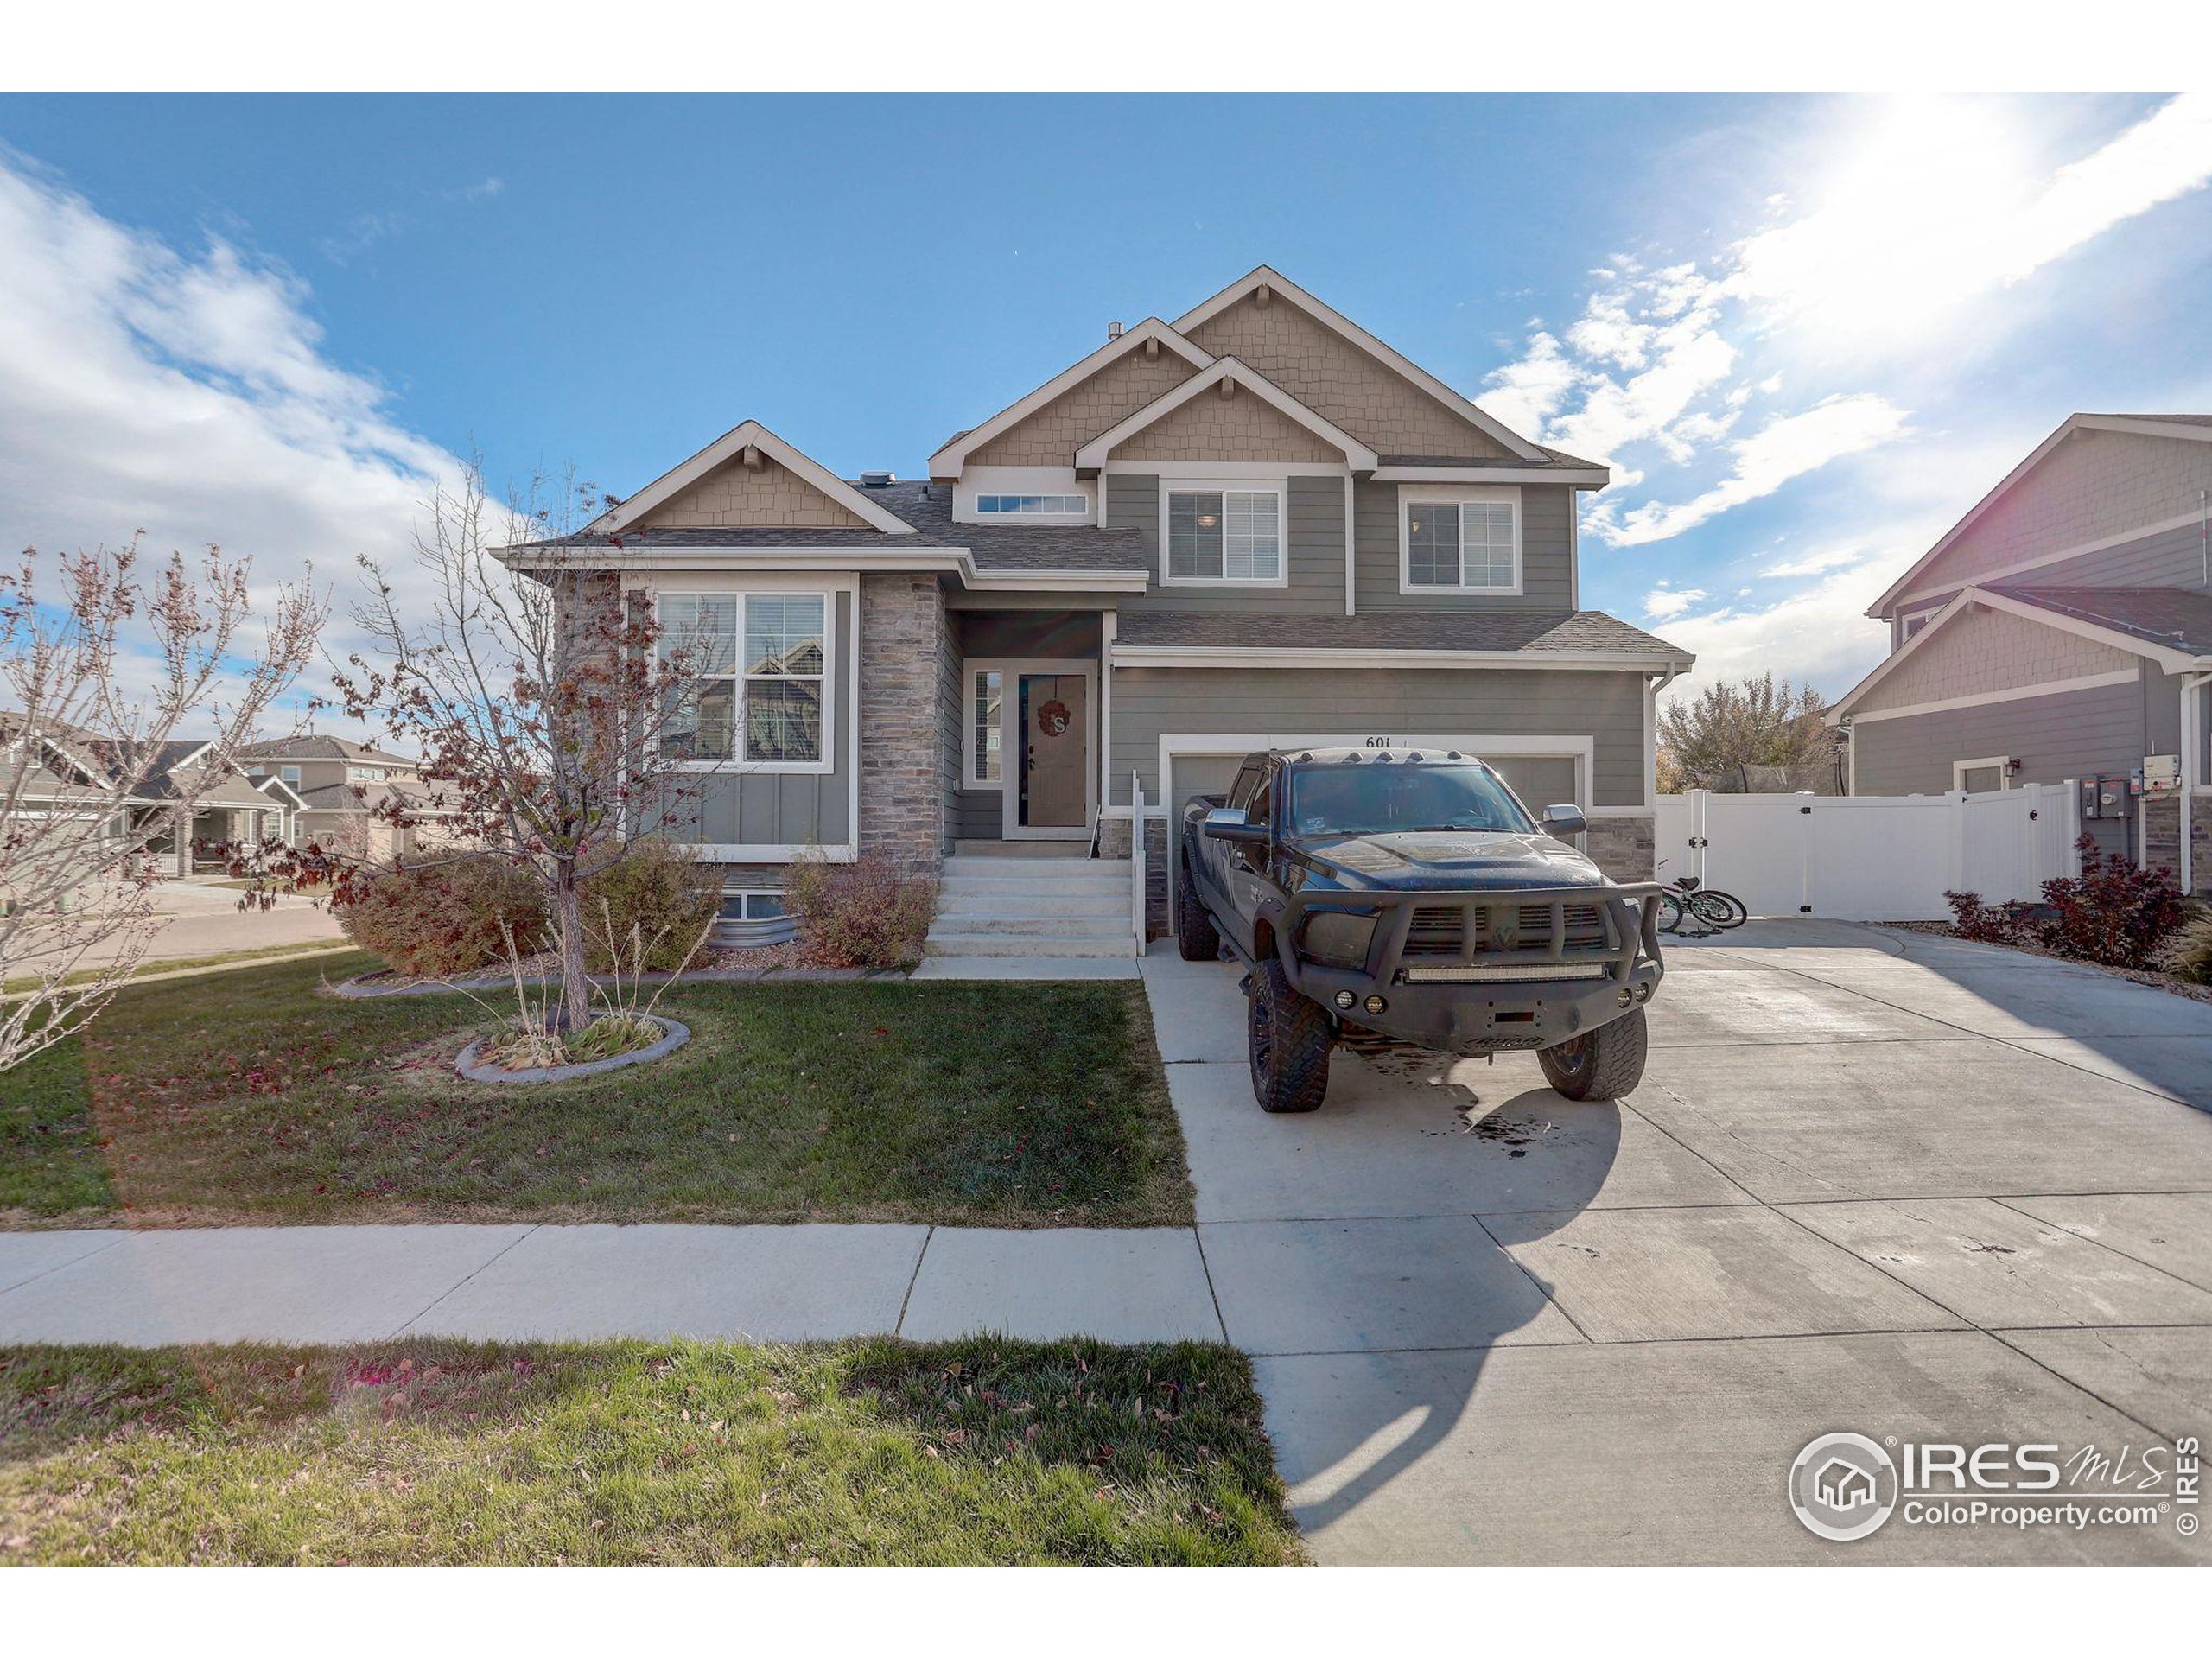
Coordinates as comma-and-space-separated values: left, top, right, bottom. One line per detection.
1896, 520, 2211, 641
656, 588, 855, 849
1108, 473, 1347, 615
1355, 480, 1574, 612
1849, 669, 2174, 858
1107, 664, 1648, 808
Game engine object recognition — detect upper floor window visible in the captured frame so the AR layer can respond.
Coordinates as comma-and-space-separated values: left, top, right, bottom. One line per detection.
1165, 486, 1284, 584
281, 766, 302, 786
1401, 488, 1521, 594
658, 591, 828, 767
1900, 608, 1938, 643
347, 765, 384, 780
975, 493, 1089, 516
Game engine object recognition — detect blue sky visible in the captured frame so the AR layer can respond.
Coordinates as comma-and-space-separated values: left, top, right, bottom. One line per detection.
3, 93, 2209, 711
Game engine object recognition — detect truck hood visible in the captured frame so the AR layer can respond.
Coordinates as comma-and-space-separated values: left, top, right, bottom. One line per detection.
1293, 830, 1605, 893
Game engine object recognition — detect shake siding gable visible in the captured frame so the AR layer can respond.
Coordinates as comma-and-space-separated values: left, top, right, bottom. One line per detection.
1185, 292, 1510, 457
1853, 603, 2139, 715
1902, 429, 2212, 602
630, 452, 872, 531
1108, 389, 1343, 464
969, 346, 1198, 467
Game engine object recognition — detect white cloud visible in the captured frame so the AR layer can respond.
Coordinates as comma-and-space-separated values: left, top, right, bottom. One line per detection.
1643, 587, 1708, 620
1478, 95, 2212, 554
1656, 562, 1910, 708
0, 156, 467, 724
1589, 394, 1910, 548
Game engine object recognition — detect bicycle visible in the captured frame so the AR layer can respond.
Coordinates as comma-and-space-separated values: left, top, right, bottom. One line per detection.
1655, 861, 1748, 934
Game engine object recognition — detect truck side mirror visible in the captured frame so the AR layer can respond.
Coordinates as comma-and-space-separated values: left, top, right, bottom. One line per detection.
1203, 806, 1269, 845
1541, 804, 1587, 836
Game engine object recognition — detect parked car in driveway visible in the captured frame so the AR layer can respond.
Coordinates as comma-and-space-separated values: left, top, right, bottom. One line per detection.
1178, 747, 1666, 1112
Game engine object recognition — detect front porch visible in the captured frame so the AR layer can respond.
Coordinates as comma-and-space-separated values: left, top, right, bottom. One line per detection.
947, 607, 1108, 850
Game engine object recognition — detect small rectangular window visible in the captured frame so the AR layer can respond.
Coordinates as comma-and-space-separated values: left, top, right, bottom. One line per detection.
972, 669, 1002, 784
975, 493, 1088, 515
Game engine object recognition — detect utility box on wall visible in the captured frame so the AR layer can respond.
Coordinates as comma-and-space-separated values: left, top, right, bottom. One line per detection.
2079, 774, 2135, 821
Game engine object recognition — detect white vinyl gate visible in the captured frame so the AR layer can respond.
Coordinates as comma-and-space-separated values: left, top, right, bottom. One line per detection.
1653, 783, 2082, 921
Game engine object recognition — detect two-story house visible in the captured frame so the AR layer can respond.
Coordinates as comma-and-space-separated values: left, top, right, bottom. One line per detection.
233, 735, 451, 859
501, 266, 1694, 945
1827, 413, 2212, 893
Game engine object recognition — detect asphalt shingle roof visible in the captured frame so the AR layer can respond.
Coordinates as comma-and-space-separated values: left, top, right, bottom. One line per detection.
520, 481, 1154, 573
1992, 586, 2212, 656
1113, 608, 1688, 657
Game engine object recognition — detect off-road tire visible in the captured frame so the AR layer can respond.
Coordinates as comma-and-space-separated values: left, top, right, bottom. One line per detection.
1537, 1006, 1649, 1101
1175, 861, 1223, 961
1246, 957, 1332, 1113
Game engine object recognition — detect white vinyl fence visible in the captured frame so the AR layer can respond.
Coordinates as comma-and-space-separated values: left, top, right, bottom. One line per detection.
1654, 783, 2082, 921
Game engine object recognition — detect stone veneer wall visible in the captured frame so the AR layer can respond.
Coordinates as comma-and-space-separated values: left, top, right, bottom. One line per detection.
1582, 816, 1656, 884
2144, 793, 2182, 889
859, 573, 949, 874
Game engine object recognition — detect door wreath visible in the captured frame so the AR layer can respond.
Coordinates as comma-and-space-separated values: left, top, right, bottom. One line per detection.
1035, 698, 1071, 738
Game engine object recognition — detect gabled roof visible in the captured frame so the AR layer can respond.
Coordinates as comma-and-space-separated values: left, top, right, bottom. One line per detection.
927, 318, 1214, 478
253, 773, 309, 810
237, 734, 417, 766
1829, 582, 2212, 721
1072, 357, 1382, 472
584, 420, 916, 538
1174, 265, 1548, 463
1867, 412, 2212, 616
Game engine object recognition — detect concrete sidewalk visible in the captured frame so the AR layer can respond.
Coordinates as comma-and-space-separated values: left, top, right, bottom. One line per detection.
0, 1221, 1224, 1347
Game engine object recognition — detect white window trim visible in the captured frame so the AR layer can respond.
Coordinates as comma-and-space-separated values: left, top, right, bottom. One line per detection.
719, 886, 789, 918
1899, 604, 1942, 644
1398, 485, 1523, 596
975, 493, 1092, 518
653, 586, 837, 776
963, 657, 1099, 837
1952, 755, 2014, 791
1158, 478, 1291, 588
963, 664, 1007, 791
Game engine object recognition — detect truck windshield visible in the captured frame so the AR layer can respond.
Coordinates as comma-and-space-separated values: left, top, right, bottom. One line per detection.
1287, 763, 1533, 837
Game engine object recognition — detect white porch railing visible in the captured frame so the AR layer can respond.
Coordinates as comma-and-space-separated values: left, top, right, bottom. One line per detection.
1128, 770, 1147, 954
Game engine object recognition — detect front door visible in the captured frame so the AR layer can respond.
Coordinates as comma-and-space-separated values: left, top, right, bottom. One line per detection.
1014, 671, 1089, 837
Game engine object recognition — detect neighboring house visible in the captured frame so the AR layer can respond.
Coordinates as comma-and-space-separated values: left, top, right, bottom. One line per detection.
1, 719, 281, 877
234, 735, 460, 861
501, 265, 1695, 938
1828, 413, 2212, 892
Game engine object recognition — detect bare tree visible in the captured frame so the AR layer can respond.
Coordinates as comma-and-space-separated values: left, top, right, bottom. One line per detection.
0, 540, 325, 1071
301, 466, 702, 1033
1656, 672, 1835, 793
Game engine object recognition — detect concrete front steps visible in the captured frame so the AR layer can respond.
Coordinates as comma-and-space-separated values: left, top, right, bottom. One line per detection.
925, 854, 1136, 959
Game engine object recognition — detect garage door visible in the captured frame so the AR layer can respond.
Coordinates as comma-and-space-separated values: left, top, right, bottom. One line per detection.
1484, 754, 1579, 815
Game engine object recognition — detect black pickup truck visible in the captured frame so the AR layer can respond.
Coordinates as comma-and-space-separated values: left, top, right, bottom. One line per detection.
1177, 747, 1665, 1114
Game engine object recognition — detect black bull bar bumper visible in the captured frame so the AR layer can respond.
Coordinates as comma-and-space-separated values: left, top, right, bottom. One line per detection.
1268, 881, 1667, 1052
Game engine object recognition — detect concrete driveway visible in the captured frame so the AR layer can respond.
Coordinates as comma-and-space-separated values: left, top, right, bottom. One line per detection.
1144, 920, 2212, 1564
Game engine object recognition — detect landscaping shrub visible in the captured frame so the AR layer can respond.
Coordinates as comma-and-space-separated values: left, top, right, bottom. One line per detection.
1948, 836, 2185, 969
785, 849, 937, 969
2034, 835, 2186, 967
2163, 907, 2212, 985
1942, 888, 2022, 944
579, 839, 721, 973
334, 857, 545, 978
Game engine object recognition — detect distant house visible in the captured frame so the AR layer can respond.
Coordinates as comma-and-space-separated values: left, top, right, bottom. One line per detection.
234, 735, 465, 861
1829, 413, 2212, 892
2, 719, 282, 877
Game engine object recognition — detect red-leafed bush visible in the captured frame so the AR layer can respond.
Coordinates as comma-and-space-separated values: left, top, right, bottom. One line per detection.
1949, 836, 2184, 969
2033, 835, 2186, 968
785, 850, 938, 969
1943, 888, 2023, 944
335, 858, 545, 978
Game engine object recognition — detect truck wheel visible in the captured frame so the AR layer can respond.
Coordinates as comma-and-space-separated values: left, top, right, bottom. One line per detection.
1537, 1007, 1648, 1102
1175, 863, 1222, 962
1246, 957, 1331, 1113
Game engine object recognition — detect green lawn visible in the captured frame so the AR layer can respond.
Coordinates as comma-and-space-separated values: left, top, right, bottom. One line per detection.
1, 938, 354, 995
2, 952, 1191, 1228
0, 1338, 1302, 1565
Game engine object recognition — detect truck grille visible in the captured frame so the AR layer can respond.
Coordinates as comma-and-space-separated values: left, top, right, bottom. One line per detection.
1402, 900, 1611, 958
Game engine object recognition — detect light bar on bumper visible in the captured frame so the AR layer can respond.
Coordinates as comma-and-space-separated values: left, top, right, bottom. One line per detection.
1402, 963, 1612, 982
